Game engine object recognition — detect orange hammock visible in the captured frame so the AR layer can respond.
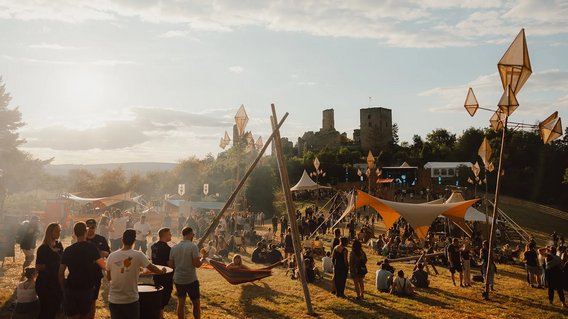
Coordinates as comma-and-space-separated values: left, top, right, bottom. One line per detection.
206, 259, 284, 285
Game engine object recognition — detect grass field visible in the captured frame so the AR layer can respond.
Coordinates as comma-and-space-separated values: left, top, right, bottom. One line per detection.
1, 204, 567, 319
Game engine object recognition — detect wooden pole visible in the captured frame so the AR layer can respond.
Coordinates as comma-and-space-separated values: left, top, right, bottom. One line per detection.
483, 116, 508, 300
270, 104, 315, 315
197, 113, 289, 248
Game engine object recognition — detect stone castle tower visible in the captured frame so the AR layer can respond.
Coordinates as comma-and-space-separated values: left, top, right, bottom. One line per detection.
322, 109, 335, 131
359, 107, 393, 153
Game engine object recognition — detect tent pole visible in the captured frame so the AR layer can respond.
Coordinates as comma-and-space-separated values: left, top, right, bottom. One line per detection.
270, 104, 315, 315
197, 113, 289, 248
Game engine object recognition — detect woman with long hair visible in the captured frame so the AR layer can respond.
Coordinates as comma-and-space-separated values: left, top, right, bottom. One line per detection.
332, 237, 349, 298
350, 239, 368, 299
35, 223, 63, 319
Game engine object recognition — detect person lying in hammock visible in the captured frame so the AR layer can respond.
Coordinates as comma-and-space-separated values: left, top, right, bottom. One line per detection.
226, 254, 250, 270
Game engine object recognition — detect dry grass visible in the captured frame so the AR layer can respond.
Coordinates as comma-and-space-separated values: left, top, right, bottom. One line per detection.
1, 221, 567, 319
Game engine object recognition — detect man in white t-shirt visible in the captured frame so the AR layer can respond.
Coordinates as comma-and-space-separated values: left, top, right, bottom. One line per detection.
168, 227, 205, 319
133, 215, 152, 254
109, 211, 129, 251
106, 229, 165, 319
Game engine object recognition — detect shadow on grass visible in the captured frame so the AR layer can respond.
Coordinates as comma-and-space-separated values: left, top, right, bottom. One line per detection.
505, 294, 568, 316
327, 297, 422, 319
221, 281, 303, 319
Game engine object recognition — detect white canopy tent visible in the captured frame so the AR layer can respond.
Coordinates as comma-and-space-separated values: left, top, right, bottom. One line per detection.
290, 170, 331, 191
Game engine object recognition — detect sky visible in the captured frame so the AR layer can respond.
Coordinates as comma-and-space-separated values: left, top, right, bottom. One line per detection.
0, 0, 567, 165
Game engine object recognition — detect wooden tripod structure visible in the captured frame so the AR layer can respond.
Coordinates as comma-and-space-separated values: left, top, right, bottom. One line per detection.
197, 104, 315, 315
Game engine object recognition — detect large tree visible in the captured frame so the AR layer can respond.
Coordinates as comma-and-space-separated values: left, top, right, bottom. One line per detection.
0, 78, 49, 212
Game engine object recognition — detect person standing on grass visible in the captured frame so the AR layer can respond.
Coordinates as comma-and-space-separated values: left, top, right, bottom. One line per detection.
540, 246, 567, 307
85, 218, 110, 319
480, 240, 495, 291
332, 237, 349, 298
524, 242, 542, 288
59, 222, 106, 319
35, 222, 64, 319
168, 227, 206, 319
349, 239, 368, 300
448, 238, 463, 287
107, 229, 166, 319
133, 215, 151, 254
460, 244, 472, 287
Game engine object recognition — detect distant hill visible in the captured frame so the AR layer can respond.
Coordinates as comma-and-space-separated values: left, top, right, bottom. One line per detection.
45, 162, 177, 176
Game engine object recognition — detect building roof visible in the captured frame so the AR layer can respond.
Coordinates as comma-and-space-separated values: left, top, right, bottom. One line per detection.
423, 162, 473, 169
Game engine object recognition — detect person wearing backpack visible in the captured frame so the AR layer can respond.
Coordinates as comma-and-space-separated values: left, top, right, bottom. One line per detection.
18, 217, 40, 276
391, 270, 413, 296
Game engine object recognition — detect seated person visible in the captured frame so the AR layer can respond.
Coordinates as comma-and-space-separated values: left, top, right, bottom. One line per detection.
286, 256, 297, 279
204, 240, 217, 258
410, 262, 429, 288
375, 263, 393, 293
377, 258, 395, 274
313, 236, 324, 254
265, 244, 283, 264
216, 235, 229, 258
226, 254, 250, 270
391, 270, 413, 296
251, 241, 266, 264
322, 251, 334, 274
304, 258, 316, 283
13, 267, 39, 319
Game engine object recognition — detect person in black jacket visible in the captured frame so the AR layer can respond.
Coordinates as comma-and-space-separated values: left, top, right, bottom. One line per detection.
151, 228, 174, 319
35, 223, 64, 319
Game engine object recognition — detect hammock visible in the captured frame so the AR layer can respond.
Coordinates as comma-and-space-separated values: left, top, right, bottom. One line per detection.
207, 259, 284, 285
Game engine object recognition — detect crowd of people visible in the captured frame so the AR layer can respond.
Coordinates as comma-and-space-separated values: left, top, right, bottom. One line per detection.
8, 205, 568, 319
11, 212, 208, 319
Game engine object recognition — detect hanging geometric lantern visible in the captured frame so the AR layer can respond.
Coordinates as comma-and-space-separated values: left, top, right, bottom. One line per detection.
478, 137, 493, 168
497, 85, 519, 116
234, 104, 249, 137
471, 161, 481, 178
497, 29, 532, 94
366, 150, 375, 169
464, 88, 479, 117
539, 111, 563, 144
223, 130, 231, 145
489, 110, 506, 132
219, 137, 227, 149
313, 157, 321, 171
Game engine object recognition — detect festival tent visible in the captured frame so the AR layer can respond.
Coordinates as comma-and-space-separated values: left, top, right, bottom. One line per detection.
62, 192, 143, 208
443, 191, 489, 237
356, 191, 479, 238
290, 170, 331, 191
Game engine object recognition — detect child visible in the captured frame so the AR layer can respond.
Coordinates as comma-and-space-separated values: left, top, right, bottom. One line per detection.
12, 268, 39, 319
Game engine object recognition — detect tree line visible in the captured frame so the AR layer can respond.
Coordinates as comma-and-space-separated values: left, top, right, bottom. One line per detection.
1, 78, 567, 215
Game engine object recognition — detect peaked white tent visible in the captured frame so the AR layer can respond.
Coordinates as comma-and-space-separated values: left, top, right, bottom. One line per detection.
290, 170, 331, 191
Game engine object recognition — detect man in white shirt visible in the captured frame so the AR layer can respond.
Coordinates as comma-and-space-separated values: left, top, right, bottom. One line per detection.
376, 263, 393, 293
321, 251, 333, 274
109, 211, 129, 251
133, 215, 151, 254
106, 229, 165, 319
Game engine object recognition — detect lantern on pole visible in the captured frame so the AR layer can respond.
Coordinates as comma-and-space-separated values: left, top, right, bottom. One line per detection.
234, 104, 249, 137
497, 29, 532, 94
464, 88, 479, 117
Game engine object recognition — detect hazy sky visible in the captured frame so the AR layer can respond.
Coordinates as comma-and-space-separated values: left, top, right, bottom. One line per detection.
1, 0, 567, 164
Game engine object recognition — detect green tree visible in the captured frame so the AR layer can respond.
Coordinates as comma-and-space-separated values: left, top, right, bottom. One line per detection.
0, 78, 49, 212
245, 159, 277, 215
